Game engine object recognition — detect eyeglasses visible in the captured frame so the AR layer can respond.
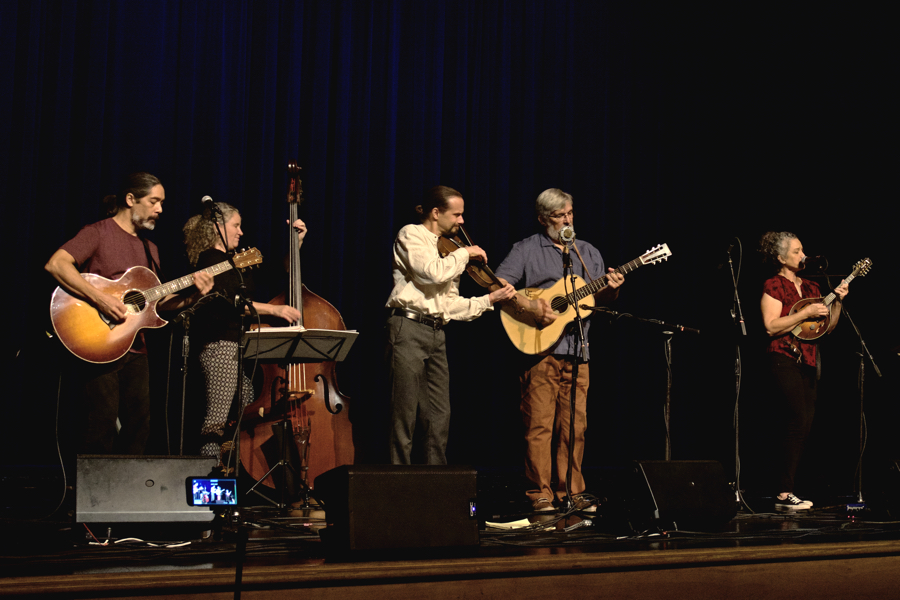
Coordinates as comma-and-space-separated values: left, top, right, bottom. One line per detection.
546, 209, 574, 222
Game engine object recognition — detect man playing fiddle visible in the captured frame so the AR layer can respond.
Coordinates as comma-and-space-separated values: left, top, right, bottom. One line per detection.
385, 185, 516, 465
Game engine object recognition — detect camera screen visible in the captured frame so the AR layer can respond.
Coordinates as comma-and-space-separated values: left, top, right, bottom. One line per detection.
188, 477, 238, 506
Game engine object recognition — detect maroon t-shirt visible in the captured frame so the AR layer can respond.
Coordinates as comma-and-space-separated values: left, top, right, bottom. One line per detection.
762, 274, 820, 367
61, 218, 160, 279
61, 218, 161, 352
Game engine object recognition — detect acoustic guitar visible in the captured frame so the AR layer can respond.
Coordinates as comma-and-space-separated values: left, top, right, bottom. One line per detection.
789, 257, 872, 341
50, 248, 262, 363
501, 244, 672, 355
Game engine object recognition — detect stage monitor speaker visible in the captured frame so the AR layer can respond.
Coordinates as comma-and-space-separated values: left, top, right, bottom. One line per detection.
314, 464, 478, 552
76, 455, 218, 523
866, 458, 900, 519
632, 460, 736, 530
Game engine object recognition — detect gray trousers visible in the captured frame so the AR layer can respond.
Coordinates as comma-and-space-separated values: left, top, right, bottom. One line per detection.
386, 314, 450, 465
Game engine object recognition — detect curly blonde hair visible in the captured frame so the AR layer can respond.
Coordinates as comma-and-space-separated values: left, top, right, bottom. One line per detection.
183, 203, 239, 266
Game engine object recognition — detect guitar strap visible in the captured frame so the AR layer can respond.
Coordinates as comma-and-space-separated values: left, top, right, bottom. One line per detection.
572, 242, 595, 282
141, 237, 162, 277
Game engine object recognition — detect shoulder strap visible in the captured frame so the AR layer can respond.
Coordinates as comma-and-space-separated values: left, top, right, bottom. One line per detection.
141, 237, 161, 276
572, 242, 595, 282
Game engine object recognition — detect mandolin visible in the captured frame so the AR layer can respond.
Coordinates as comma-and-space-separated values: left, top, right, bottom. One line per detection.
789, 257, 872, 341
50, 248, 262, 363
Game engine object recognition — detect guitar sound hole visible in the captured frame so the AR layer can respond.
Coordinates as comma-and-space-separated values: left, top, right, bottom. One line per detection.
123, 290, 147, 313
550, 297, 569, 313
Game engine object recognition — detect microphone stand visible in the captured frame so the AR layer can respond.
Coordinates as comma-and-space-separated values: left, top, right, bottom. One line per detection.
226, 275, 255, 489
173, 292, 226, 455
174, 311, 191, 456
725, 240, 752, 512
581, 306, 699, 460
728, 243, 746, 337
205, 201, 231, 256
843, 306, 880, 509
819, 273, 882, 509
561, 242, 586, 512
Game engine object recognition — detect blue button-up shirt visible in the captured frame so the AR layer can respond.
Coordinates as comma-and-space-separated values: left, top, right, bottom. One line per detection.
495, 233, 606, 359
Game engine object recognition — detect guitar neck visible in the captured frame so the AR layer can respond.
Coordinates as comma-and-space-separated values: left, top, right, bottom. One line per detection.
569, 255, 644, 302
143, 261, 234, 303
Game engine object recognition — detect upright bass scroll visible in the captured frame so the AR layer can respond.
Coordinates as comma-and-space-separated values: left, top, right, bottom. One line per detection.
285, 160, 305, 329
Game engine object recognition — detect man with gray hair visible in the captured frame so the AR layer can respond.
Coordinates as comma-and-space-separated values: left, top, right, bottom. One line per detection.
495, 188, 624, 513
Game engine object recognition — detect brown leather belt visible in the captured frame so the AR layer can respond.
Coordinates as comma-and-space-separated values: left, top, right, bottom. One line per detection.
391, 308, 443, 330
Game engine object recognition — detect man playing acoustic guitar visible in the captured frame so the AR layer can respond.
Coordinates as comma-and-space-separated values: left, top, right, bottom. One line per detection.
45, 172, 213, 455
495, 188, 624, 513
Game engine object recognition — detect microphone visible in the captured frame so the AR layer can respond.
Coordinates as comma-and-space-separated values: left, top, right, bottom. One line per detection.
558, 225, 576, 247
802, 255, 828, 272
558, 226, 574, 270
201, 195, 222, 219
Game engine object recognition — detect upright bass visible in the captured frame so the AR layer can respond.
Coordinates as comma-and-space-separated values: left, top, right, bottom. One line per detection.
239, 162, 354, 500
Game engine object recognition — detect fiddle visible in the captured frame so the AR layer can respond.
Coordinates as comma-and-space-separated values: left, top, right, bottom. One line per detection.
437, 225, 524, 314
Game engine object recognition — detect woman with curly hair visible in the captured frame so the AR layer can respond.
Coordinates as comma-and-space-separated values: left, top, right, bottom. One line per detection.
183, 204, 306, 459
758, 231, 849, 511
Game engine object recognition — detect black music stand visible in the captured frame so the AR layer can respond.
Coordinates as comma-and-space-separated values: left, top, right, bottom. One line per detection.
239, 327, 358, 508
243, 327, 357, 365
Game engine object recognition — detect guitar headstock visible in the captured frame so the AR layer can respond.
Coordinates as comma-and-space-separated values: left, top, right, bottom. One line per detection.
640, 243, 672, 265
852, 257, 873, 277
233, 247, 263, 270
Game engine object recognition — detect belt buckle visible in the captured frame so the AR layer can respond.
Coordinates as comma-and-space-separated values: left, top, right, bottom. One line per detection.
417, 312, 440, 330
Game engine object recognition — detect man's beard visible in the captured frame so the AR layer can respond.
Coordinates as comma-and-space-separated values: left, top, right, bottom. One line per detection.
132, 213, 157, 231
545, 223, 564, 242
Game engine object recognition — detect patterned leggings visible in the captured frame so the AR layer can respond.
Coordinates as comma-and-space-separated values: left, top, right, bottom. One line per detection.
198, 340, 255, 459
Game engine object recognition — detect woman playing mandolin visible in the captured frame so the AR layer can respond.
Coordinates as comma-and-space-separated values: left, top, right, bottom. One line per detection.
759, 231, 849, 511
183, 204, 306, 459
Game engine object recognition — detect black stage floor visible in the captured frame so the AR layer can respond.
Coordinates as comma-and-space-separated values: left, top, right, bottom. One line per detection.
3, 498, 900, 569
2, 464, 900, 599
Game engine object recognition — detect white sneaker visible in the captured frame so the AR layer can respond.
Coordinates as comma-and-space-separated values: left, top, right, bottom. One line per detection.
775, 493, 812, 511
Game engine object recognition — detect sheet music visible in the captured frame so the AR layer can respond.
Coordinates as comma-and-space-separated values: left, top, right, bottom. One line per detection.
247, 326, 359, 334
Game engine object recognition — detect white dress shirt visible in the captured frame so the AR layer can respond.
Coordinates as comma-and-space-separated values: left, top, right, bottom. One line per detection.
385, 223, 493, 324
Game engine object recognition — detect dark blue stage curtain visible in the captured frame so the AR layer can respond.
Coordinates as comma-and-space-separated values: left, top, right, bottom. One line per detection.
6, 0, 677, 323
